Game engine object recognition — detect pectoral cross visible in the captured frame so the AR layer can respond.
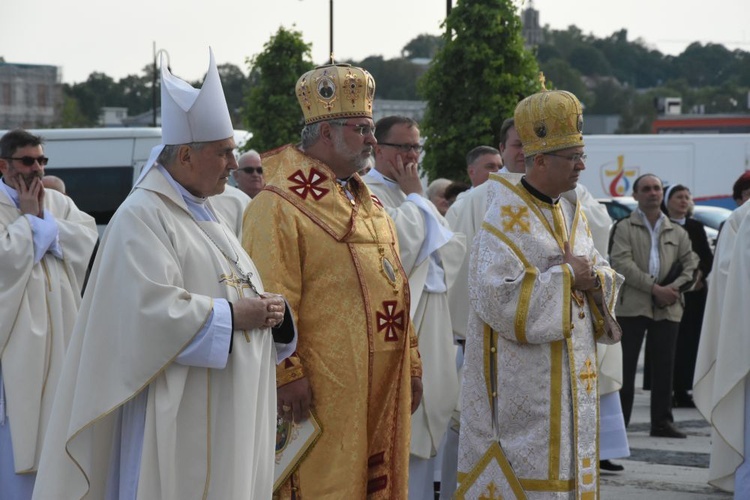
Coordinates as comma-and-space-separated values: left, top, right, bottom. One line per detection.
579, 358, 597, 395
220, 271, 253, 342
479, 482, 502, 500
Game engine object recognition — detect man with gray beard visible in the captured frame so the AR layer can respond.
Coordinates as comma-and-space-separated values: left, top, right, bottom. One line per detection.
242, 64, 423, 499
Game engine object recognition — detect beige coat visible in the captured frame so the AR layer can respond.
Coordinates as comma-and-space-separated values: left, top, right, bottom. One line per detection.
610, 211, 698, 322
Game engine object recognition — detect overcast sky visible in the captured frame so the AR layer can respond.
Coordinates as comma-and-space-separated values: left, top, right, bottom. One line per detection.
2, 0, 748, 84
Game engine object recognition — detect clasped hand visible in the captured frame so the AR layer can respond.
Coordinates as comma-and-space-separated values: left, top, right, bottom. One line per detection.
233, 293, 285, 330
563, 242, 596, 291
652, 284, 680, 307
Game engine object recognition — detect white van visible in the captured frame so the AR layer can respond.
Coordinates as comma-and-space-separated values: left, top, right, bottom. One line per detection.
1, 127, 250, 230
581, 133, 750, 209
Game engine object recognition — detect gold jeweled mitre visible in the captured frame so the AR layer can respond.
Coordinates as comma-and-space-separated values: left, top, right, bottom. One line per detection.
296, 63, 376, 125
514, 79, 584, 157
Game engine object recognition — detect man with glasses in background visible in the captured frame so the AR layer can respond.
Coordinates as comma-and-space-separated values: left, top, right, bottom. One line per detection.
242, 65, 423, 499
0, 129, 97, 499
210, 150, 259, 238
233, 150, 265, 199
363, 115, 465, 500
456, 87, 624, 498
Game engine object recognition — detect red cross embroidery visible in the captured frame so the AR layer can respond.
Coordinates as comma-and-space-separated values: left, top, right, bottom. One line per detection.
376, 301, 405, 342
288, 168, 330, 201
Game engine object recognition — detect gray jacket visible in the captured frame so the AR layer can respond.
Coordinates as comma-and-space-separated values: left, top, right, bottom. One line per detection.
610, 210, 699, 322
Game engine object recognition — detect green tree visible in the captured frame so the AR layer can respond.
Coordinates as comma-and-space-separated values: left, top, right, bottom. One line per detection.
419, 0, 540, 181
538, 58, 591, 104
401, 34, 444, 59
56, 94, 89, 127
356, 56, 423, 100
674, 42, 735, 87
243, 27, 314, 152
63, 73, 120, 125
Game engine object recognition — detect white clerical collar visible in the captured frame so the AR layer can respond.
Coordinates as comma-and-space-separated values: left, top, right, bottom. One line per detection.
156, 165, 217, 222
670, 217, 686, 225
368, 168, 399, 189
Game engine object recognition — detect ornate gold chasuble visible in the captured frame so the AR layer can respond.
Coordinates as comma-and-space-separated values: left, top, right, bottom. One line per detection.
243, 145, 421, 499
457, 175, 622, 500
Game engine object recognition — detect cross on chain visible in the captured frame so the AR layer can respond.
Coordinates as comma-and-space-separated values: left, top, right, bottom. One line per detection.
579, 358, 597, 395
219, 271, 253, 342
479, 482, 502, 500
501, 206, 530, 233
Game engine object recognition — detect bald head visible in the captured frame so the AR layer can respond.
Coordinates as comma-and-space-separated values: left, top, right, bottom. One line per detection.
42, 175, 66, 194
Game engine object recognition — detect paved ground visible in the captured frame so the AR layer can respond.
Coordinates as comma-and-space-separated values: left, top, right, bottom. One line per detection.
600, 363, 732, 499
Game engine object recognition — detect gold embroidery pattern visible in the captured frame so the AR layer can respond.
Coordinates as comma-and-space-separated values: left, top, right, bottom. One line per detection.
579, 358, 597, 395
343, 68, 362, 107
501, 205, 530, 233
479, 482, 502, 499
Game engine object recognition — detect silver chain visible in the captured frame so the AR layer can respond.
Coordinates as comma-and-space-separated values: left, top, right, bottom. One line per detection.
193, 219, 261, 296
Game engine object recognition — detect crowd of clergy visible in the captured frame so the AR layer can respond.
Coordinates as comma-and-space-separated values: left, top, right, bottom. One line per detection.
1, 46, 748, 500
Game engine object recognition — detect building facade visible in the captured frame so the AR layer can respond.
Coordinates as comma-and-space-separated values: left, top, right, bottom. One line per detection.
0, 62, 63, 129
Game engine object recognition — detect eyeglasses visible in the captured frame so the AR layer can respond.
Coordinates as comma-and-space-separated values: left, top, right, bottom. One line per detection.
333, 123, 376, 137
379, 142, 424, 154
3, 156, 50, 166
239, 166, 263, 175
545, 152, 587, 163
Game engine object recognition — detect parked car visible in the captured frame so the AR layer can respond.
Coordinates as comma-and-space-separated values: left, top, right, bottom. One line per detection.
597, 197, 731, 252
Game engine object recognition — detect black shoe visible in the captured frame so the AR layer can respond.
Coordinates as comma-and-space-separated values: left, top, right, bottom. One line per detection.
673, 393, 696, 408
599, 459, 625, 471
650, 422, 687, 438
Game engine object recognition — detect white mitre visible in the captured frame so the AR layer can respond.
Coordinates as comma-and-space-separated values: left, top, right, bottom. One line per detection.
136, 47, 234, 186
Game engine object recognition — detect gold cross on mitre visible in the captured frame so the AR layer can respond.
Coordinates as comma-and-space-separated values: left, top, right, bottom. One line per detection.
479, 482, 503, 500
539, 71, 547, 91
579, 358, 597, 394
219, 271, 252, 342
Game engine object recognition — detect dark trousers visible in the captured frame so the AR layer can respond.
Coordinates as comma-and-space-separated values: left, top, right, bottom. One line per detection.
618, 316, 680, 428
674, 288, 708, 392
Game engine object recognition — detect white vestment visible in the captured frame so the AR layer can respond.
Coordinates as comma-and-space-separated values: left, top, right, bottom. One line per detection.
693, 200, 750, 493
32, 167, 282, 500
364, 170, 466, 464
456, 175, 623, 499
447, 176, 629, 478
0, 181, 97, 499
211, 184, 251, 238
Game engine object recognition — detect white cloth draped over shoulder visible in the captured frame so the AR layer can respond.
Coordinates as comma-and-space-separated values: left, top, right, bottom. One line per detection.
0, 182, 97, 481
363, 169, 466, 460
32, 167, 283, 500
693, 200, 750, 493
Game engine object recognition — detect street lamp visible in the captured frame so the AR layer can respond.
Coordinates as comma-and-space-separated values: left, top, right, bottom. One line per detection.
151, 42, 171, 127
329, 0, 333, 60
299, 0, 334, 62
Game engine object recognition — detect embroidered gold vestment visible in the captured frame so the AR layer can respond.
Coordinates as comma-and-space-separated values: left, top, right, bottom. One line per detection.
243, 145, 421, 499
457, 175, 623, 500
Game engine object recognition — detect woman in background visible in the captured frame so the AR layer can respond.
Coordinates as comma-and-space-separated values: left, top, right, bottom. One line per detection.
663, 184, 714, 408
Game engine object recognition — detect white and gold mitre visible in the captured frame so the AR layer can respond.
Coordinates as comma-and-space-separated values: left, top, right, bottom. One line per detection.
514, 74, 584, 157
295, 63, 376, 125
